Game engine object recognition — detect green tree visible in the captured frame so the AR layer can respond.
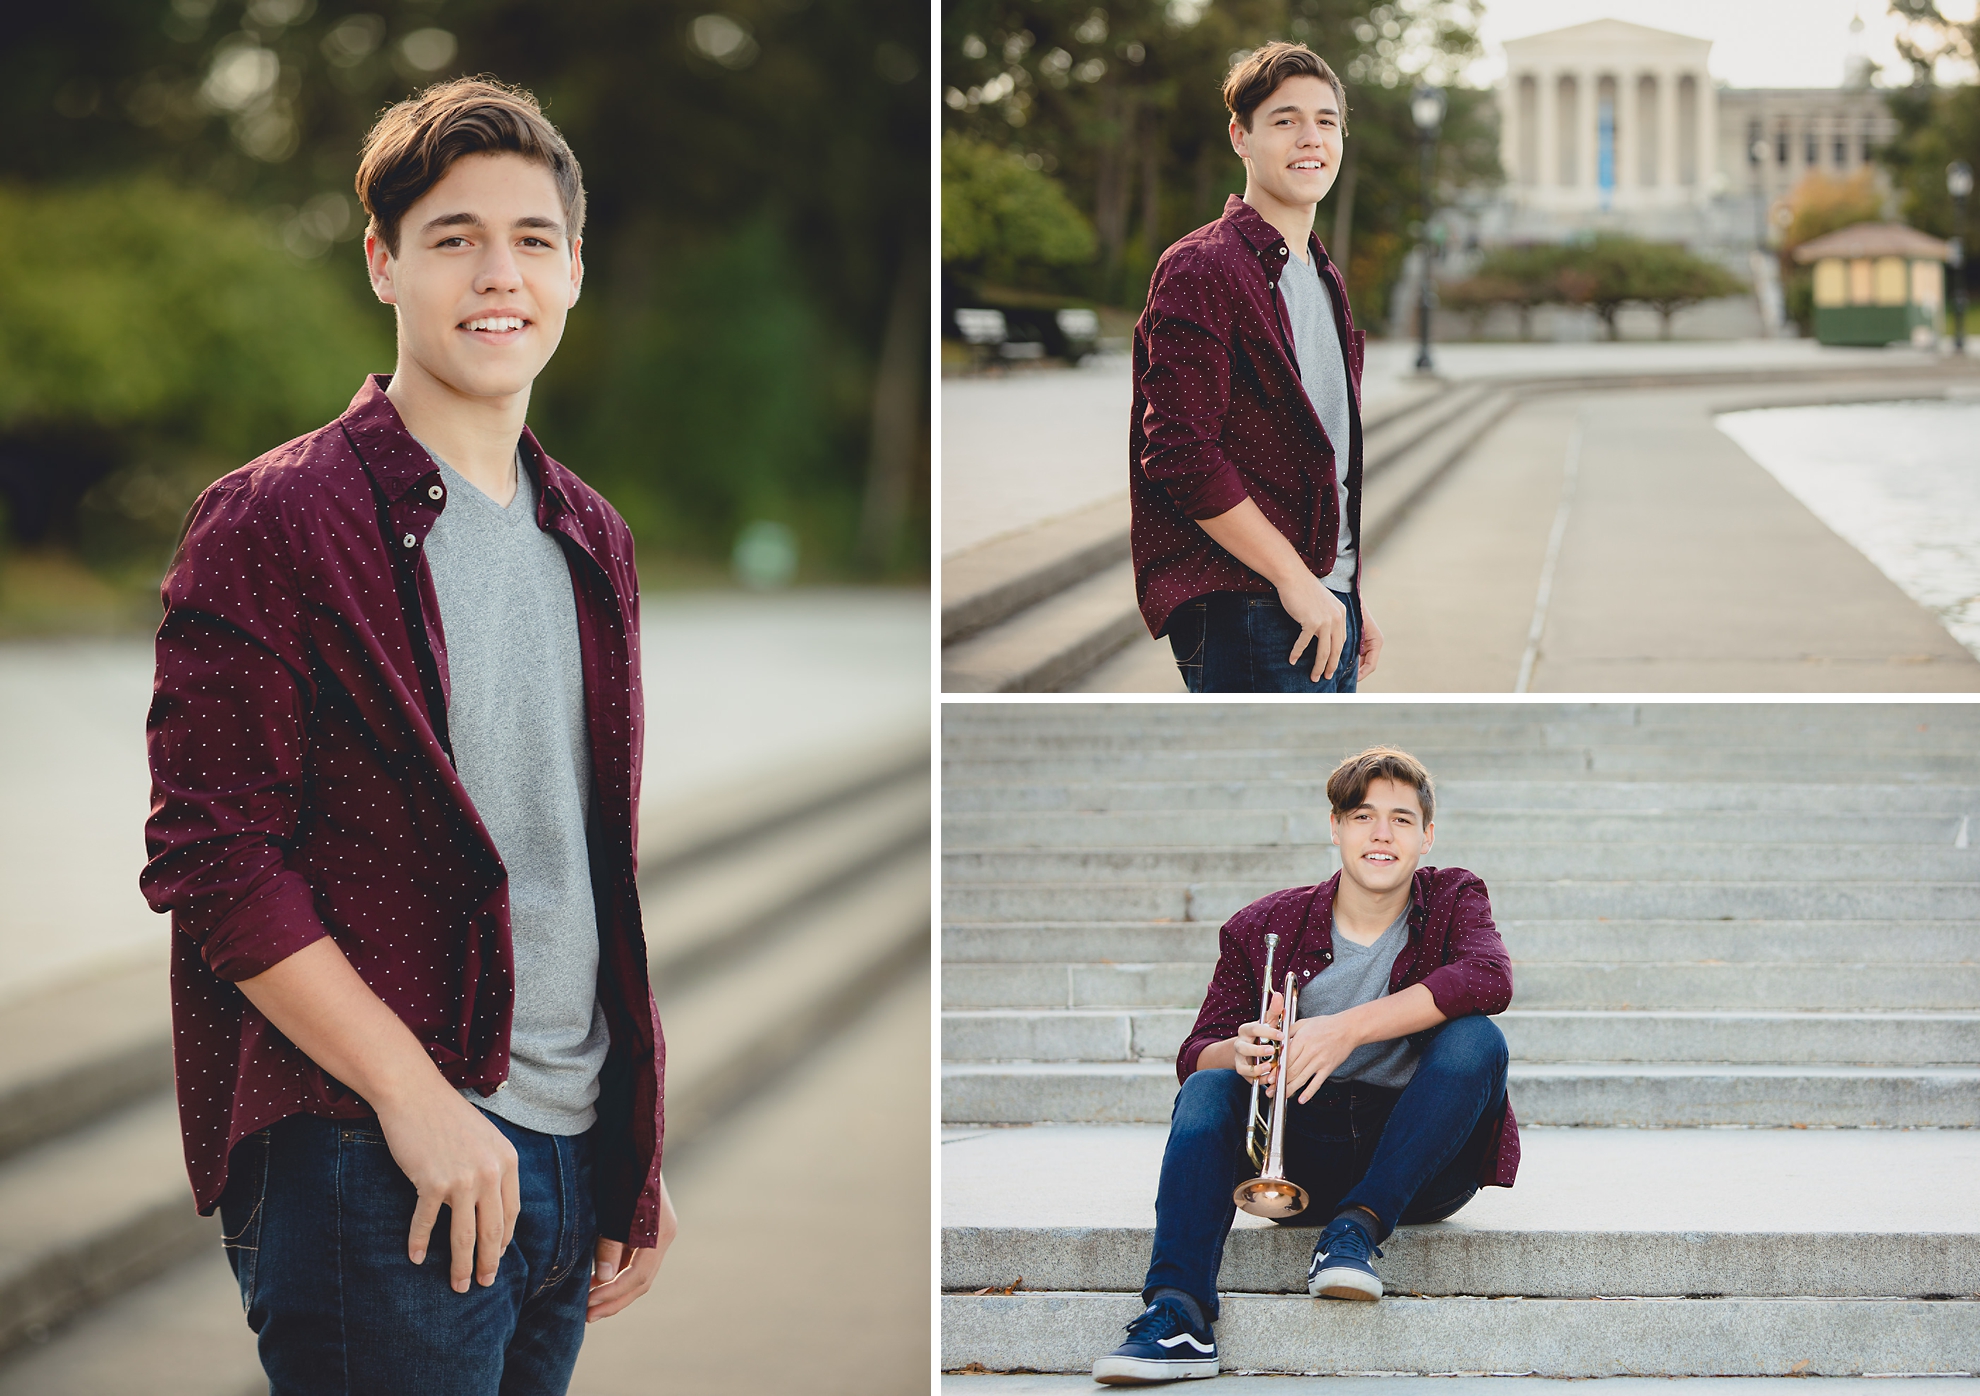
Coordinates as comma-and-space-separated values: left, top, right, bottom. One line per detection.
1877, 2, 1979, 328
941, 0, 1497, 320
1632, 242, 1746, 339
0, 180, 384, 552
0, 0, 927, 582
942, 132, 1097, 286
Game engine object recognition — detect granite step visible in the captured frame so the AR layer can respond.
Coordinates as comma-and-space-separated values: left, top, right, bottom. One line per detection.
941, 960, 1980, 1012
941, 779, 1980, 815
940, 879, 1980, 924
942, 1008, 1980, 1067
942, 748, 1980, 782
940, 842, 1980, 884
941, 1291, 1980, 1377
940, 559, 1145, 694
942, 1060, 1980, 1127
941, 808, 1972, 848
940, 1123, 1980, 1374
940, 919, 1980, 966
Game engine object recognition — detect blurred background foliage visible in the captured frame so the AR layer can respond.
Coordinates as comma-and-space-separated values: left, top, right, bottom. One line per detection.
939, 0, 1498, 331
1440, 235, 1747, 341
0, 0, 927, 633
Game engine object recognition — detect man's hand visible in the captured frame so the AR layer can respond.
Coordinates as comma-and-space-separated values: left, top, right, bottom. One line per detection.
1357, 605, 1384, 681
1278, 1012, 1362, 1104
1233, 990, 1287, 1087
378, 1085, 521, 1293
1276, 570, 1349, 682
587, 1174, 678, 1323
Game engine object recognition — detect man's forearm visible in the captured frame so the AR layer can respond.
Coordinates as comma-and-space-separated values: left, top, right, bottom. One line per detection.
235, 935, 454, 1113
1336, 983, 1447, 1047
1194, 497, 1313, 588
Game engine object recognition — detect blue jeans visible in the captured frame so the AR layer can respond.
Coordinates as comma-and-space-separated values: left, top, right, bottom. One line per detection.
219, 1109, 598, 1395
1142, 1014, 1509, 1321
1166, 589, 1361, 693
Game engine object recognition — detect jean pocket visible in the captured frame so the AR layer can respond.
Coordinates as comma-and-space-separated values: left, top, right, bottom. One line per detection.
218, 1133, 270, 1314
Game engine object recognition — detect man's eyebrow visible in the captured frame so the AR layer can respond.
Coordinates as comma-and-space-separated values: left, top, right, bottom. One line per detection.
1267, 102, 1340, 119
419, 212, 565, 236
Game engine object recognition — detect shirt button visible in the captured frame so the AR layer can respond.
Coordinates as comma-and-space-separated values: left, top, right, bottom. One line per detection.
496, 1082, 508, 1092
1279, 247, 1288, 257
428, 485, 444, 501
402, 533, 417, 548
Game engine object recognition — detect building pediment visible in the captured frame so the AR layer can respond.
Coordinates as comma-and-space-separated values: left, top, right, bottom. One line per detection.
1503, 17, 1712, 65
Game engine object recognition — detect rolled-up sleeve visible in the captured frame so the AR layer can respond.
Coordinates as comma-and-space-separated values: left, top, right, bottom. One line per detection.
141, 478, 329, 983
1415, 875, 1513, 1019
1138, 255, 1251, 521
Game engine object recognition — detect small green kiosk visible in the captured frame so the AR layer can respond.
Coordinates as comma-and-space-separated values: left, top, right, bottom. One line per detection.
1793, 222, 1951, 347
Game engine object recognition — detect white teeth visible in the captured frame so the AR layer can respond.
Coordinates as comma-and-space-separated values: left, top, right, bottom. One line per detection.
464, 316, 525, 332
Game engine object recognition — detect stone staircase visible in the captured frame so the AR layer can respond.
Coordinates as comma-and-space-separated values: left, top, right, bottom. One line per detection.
0, 730, 929, 1391
940, 704, 1980, 1376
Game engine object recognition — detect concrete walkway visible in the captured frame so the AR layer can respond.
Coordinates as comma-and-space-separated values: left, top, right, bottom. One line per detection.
940, 340, 1945, 560
942, 1123, 1980, 1235
1362, 384, 1980, 692
0, 588, 929, 1006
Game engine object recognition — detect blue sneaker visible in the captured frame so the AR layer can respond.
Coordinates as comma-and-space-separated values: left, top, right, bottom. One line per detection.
1307, 1215, 1385, 1301
1091, 1295, 1219, 1384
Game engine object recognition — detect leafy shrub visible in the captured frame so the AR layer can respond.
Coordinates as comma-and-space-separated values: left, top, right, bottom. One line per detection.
0, 179, 385, 552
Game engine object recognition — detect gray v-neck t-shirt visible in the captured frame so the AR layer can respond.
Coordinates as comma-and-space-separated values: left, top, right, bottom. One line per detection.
1278, 250, 1357, 591
1295, 909, 1419, 1089
420, 446, 611, 1136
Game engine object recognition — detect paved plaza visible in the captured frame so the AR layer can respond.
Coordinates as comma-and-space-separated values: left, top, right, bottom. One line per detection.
942, 341, 1980, 692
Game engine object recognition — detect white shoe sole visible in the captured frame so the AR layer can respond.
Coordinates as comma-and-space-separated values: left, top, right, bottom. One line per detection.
1092, 1354, 1221, 1384
1308, 1265, 1383, 1301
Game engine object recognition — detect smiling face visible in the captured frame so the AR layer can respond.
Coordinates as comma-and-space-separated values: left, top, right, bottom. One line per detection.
1230, 73, 1343, 217
365, 151, 583, 404
1330, 776, 1433, 897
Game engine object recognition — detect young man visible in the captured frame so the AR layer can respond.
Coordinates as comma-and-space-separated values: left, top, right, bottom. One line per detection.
140, 79, 674, 1393
1131, 42, 1384, 692
1093, 748, 1517, 1385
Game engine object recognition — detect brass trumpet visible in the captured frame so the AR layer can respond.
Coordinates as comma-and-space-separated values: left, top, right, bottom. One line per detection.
1232, 932, 1309, 1219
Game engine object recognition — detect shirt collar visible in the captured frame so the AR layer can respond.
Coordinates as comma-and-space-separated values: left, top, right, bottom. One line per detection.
1308, 867, 1429, 939
338, 374, 582, 533
1220, 193, 1337, 276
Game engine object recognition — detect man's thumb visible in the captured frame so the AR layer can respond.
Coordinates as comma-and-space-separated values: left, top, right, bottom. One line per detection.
593, 1239, 622, 1284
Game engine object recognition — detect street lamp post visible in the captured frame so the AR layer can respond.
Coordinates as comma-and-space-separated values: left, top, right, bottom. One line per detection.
1411, 84, 1446, 375
1949, 159, 1972, 354
1749, 138, 1770, 249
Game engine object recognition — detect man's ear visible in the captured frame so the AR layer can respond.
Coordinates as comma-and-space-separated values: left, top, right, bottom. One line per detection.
365, 231, 397, 306
568, 234, 585, 307
1229, 116, 1250, 164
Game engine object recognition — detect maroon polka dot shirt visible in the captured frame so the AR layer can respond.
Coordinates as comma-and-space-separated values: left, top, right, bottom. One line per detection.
1179, 865, 1521, 1190
140, 375, 669, 1248
1130, 194, 1368, 638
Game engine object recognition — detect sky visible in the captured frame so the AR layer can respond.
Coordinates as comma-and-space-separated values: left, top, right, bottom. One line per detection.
1465, 0, 1980, 89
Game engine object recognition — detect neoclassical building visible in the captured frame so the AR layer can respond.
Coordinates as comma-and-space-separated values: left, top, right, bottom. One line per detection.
1484, 18, 1900, 246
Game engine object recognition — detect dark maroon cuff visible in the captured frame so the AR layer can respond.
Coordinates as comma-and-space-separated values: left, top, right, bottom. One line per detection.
198, 871, 330, 982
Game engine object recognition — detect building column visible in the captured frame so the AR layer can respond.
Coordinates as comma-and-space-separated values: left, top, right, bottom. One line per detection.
1696, 69, 1717, 207
1538, 69, 1558, 193
1501, 71, 1521, 189
1614, 73, 1634, 195
1658, 69, 1679, 193
1581, 67, 1600, 195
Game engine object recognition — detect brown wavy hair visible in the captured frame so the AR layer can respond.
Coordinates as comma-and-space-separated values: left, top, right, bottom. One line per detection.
355, 76, 586, 256
1326, 746, 1434, 824
1221, 41, 1348, 133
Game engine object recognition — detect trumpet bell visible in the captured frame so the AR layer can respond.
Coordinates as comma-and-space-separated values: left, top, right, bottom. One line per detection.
1232, 1175, 1310, 1219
